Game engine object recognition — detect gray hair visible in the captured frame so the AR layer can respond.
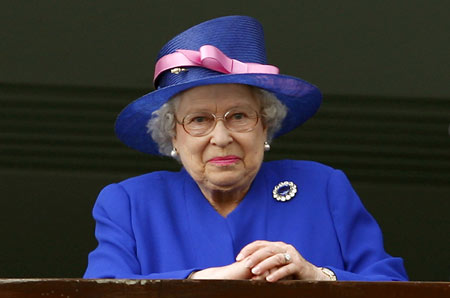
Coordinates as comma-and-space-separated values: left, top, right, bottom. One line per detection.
146, 87, 287, 157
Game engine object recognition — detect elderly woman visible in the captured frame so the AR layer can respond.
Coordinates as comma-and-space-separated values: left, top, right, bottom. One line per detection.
84, 16, 408, 281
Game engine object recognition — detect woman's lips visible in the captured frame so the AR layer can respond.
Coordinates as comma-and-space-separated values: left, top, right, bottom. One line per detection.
208, 155, 241, 165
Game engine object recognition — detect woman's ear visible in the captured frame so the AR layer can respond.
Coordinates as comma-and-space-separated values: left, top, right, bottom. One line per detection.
171, 135, 177, 147
263, 125, 268, 140
170, 135, 179, 159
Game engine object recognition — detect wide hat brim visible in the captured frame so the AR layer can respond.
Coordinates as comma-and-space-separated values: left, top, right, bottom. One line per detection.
115, 72, 322, 155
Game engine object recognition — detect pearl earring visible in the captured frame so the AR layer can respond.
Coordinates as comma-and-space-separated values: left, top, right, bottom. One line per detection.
264, 141, 271, 151
170, 148, 178, 158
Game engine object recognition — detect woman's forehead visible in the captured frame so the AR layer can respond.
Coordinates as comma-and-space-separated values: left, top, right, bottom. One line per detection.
176, 84, 259, 114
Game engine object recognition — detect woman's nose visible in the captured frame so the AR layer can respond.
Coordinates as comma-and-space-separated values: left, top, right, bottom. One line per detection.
209, 120, 233, 147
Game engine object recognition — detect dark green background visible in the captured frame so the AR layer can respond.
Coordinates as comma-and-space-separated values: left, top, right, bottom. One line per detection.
0, 1, 449, 281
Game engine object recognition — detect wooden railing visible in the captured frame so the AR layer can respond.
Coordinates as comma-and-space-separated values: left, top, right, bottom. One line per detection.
0, 279, 449, 298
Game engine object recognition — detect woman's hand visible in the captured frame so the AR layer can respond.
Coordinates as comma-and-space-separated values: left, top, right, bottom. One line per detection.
189, 260, 253, 280
236, 240, 330, 282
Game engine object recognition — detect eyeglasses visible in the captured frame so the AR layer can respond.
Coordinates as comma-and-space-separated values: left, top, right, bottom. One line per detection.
176, 107, 260, 137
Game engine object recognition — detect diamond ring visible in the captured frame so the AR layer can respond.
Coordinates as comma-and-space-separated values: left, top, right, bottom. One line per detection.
283, 253, 291, 263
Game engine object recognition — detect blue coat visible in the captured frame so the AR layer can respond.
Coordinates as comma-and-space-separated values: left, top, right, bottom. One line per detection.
84, 160, 408, 280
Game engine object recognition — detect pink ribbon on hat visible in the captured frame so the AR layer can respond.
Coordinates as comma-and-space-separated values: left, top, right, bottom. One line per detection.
153, 45, 279, 82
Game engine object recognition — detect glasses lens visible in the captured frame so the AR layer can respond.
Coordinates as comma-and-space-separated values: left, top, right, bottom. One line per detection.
181, 107, 259, 136
183, 112, 215, 136
225, 107, 258, 132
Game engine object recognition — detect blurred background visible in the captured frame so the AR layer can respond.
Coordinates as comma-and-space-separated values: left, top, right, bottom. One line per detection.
0, 0, 448, 280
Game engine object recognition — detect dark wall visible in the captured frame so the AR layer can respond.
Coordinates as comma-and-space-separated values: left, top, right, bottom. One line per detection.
1, 1, 449, 97
0, 1, 449, 281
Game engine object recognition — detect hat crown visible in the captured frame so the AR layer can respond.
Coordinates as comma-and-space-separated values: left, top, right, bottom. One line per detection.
155, 16, 269, 88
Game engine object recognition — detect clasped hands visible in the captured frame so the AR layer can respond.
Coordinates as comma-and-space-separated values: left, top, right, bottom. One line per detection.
190, 240, 331, 282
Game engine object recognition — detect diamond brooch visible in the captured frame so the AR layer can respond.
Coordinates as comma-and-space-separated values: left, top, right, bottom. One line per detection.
272, 181, 297, 202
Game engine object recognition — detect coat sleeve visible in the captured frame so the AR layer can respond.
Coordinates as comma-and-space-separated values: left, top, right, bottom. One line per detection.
324, 170, 408, 281
83, 183, 198, 279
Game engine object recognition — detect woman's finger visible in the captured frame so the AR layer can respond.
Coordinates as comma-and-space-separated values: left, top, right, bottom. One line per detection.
265, 263, 298, 282
237, 240, 287, 262
243, 246, 285, 268
250, 252, 291, 275
236, 240, 273, 261
251, 267, 277, 280
251, 270, 269, 280
190, 260, 253, 280
237, 240, 326, 281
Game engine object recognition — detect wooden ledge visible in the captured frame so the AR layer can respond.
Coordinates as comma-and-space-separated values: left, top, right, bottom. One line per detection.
0, 279, 448, 298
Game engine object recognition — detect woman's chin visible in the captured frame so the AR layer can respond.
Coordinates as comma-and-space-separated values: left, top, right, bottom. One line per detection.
207, 175, 243, 189
194, 162, 259, 195
203, 171, 248, 192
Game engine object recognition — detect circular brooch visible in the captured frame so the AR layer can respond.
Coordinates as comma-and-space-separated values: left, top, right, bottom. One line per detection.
272, 181, 297, 202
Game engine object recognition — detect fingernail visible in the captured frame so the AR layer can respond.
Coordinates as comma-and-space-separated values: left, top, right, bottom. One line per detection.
251, 267, 260, 275
266, 275, 274, 282
236, 253, 243, 261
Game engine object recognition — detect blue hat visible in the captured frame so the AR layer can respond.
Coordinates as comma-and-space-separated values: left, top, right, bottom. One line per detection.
115, 15, 322, 155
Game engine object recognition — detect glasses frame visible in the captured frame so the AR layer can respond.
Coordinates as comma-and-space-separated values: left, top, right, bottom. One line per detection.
176, 107, 260, 137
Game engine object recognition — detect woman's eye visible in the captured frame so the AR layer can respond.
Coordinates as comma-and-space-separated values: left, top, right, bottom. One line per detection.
230, 113, 246, 120
192, 117, 206, 123
188, 115, 212, 124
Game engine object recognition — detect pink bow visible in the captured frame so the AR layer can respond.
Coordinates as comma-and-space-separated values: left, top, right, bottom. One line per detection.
154, 45, 279, 82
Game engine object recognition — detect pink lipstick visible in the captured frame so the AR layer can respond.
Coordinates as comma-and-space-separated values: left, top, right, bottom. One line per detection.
208, 155, 241, 166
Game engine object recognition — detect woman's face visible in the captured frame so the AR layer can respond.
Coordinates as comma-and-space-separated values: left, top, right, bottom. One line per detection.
172, 84, 268, 196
